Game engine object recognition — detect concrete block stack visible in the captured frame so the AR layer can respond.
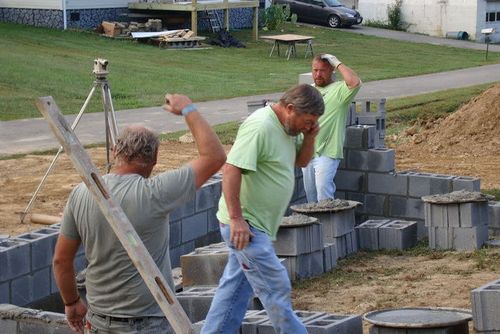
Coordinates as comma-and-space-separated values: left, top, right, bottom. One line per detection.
471, 279, 500, 333
423, 191, 490, 251
180, 242, 228, 287
356, 219, 418, 250
274, 215, 327, 280
290, 200, 361, 260
488, 201, 500, 236
348, 98, 386, 148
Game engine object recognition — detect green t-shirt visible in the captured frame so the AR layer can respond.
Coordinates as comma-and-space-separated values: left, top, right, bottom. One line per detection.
217, 106, 300, 240
314, 80, 361, 159
61, 166, 195, 317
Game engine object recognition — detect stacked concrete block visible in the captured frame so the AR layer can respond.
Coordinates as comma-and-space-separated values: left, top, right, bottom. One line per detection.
241, 310, 271, 334
305, 313, 363, 334
488, 201, 500, 236
346, 148, 395, 173
348, 98, 386, 148
257, 310, 327, 334
424, 199, 489, 251
344, 125, 376, 150
281, 249, 325, 281
408, 172, 453, 198
323, 243, 338, 272
273, 218, 323, 256
452, 176, 481, 192
333, 230, 359, 259
471, 279, 500, 332
356, 219, 391, 250
180, 242, 228, 287
378, 220, 418, 250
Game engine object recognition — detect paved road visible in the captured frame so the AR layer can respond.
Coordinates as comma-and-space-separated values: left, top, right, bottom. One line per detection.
1, 27, 500, 156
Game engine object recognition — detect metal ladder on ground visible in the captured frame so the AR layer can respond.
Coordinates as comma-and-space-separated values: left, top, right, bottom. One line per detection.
205, 10, 222, 33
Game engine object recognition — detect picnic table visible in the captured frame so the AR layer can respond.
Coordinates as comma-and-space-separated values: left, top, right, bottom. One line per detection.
260, 34, 314, 60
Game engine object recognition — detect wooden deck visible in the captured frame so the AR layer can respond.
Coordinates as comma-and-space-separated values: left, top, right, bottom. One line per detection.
128, 0, 259, 39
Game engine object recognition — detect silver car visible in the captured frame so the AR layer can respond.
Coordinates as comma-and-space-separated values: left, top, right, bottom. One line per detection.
275, 0, 363, 28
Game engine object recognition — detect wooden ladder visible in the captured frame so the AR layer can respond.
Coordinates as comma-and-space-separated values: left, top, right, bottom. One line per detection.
36, 96, 194, 334
205, 10, 222, 33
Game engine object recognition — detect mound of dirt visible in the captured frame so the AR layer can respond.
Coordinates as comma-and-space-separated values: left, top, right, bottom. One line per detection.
398, 83, 500, 156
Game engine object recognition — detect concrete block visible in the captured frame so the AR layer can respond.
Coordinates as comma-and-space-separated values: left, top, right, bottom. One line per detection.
452, 176, 480, 192
368, 172, 408, 196
274, 222, 323, 256
471, 279, 500, 331
364, 194, 387, 216
14, 230, 57, 271
241, 310, 269, 334
169, 220, 182, 247
356, 219, 391, 250
304, 313, 363, 334
389, 196, 424, 220
459, 202, 489, 227
408, 173, 453, 198
378, 220, 418, 250
283, 250, 324, 280
367, 148, 395, 173
50, 267, 59, 294
347, 192, 366, 215
369, 323, 469, 333
334, 170, 365, 192
0, 281, 9, 304
257, 310, 327, 334
181, 242, 228, 287
182, 211, 208, 242
346, 149, 369, 171
0, 239, 30, 281
195, 185, 215, 212
323, 243, 337, 273
429, 226, 489, 251
345, 125, 376, 149
176, 286, 217, 323
170, 241, 195, 268
0, 319, 17, 332
489, 202, 500, 229
308, 209, 356, 243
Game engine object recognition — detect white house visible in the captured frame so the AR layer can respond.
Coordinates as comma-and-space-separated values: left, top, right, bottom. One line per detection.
358, 0, 500, 43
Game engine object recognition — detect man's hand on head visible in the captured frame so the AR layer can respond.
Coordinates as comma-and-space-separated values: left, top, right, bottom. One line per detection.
321, 54, 342, 69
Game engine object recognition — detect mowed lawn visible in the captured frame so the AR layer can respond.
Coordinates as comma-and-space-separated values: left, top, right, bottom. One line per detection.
1, 21, 499, 120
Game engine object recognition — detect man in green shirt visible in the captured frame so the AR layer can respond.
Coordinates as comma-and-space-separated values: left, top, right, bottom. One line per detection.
302, 53, 361, 202
202, 84, 324, 334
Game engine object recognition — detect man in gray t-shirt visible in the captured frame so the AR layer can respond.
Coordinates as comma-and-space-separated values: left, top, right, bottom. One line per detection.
52, 94, 226, 334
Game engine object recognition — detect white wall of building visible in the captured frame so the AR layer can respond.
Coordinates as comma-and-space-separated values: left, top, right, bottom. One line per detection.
0, 0, 61, 9
358, 0, 498, 41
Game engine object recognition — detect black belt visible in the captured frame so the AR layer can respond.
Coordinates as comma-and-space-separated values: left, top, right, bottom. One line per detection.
92, 312, 147, 323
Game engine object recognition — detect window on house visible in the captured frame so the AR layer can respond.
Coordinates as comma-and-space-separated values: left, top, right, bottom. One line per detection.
486, 12, 496, 22
497, 12, 500, 21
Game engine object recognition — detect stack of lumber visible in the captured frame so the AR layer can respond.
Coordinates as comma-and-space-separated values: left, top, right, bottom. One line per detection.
155, 29, 206, 48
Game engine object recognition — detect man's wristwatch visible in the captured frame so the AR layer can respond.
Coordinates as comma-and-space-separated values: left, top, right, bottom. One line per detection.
181, 104, 197, 116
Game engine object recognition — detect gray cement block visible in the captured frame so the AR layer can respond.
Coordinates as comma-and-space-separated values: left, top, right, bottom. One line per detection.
471, 279, 500, 331
489, 202, 500, 229
333, 230, 358, 259
181, 243, 229, 287
369, 323, 469, 334
389, 196, 424, 220
452, 176, 481, 192
176, 286, 217, 323
305, 313, 363, 334
14, 230, 57, 271
368, 172, 408, 196
355, 219, 391, 250
182, 211, 208, 242
364, 194, 388, 217
170, 241, 195, 268
459, 202, 489, 227
309, 209, 356, 244
367, 149, 395, 173
408, 173, 453, 198
0, 319, 17, 332
323, 243, 337, 273
241, 309, 269, 334
378, 220, 418, 250
0, 239, 30, 281
195, 184, 216, 212
274, 222, 323, 256
346, 149, 369, 171
0, 281, 9, 304
345, 125, 376, 149
283, 250, 324, 280
429, 225, 489, 251
335, 170, 365, 192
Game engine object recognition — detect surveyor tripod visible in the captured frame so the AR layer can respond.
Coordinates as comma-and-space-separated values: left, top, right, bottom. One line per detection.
20, 59, 119, 223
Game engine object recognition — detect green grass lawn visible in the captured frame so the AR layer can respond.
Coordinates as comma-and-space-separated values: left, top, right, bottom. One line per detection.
1, 21, 500, 121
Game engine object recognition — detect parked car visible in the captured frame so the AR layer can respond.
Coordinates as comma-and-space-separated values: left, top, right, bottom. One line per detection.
275, 0, 363, 28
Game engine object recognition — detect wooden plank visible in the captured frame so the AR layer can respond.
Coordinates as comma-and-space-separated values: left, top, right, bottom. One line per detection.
35, 96, 194, 334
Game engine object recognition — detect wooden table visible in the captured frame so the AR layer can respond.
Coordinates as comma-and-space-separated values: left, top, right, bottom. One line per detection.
260, 34, 314, 60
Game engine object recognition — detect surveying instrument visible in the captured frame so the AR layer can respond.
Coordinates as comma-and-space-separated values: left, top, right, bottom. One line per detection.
20, 58, 119, 223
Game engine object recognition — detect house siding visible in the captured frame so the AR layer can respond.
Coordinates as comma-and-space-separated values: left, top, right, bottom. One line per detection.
359, 0, 499, 42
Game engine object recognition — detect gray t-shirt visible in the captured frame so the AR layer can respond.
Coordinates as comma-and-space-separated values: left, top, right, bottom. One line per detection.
61, 165, 195, 317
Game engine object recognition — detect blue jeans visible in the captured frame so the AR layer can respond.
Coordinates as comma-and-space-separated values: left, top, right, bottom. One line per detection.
201, 224, 307, 334
302, 156, 341, 203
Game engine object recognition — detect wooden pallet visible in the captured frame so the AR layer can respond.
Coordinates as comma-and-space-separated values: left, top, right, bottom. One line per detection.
152, 36, 206, 49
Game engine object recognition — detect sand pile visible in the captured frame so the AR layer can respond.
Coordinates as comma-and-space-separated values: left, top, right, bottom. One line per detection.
400, 83, 500, 156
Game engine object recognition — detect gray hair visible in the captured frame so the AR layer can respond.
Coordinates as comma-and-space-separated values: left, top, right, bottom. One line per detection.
279, 84, 324, 116
114, 125, 159, 166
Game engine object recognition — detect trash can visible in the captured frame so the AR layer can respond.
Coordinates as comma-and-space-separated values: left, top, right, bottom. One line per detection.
446, 31, 469, 40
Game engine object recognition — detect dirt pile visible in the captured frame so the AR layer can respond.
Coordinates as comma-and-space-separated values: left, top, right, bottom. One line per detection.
399, 83, 500, 156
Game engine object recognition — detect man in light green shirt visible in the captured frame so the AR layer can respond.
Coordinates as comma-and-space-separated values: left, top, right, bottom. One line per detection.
202, 84, 324, 334
302, 53, 361, 202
